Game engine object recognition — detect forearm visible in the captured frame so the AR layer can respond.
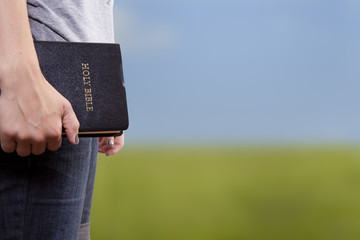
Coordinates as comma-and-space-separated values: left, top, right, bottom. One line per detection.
0, 0, 40, 88
0, 1, 80, 156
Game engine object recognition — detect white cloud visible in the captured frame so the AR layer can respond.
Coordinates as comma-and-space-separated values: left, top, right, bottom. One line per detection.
113, 5, 177, 56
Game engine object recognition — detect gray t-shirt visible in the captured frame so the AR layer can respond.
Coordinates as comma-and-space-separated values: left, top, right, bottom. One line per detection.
27, 0, 114, 43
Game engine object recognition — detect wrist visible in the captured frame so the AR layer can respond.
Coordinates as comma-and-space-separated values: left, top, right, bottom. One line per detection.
0, 52, 43, 91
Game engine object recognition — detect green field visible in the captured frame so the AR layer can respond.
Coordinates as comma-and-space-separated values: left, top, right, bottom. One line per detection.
91, 145, 360, 240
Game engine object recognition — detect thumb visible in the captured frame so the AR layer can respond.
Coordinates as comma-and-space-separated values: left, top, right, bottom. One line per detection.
62, 101, 80, 145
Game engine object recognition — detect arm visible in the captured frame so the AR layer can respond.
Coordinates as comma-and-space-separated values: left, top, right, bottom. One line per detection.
0, 0, 79, 157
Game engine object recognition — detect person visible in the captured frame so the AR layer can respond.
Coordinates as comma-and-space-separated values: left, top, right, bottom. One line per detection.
0, 0, 124, 239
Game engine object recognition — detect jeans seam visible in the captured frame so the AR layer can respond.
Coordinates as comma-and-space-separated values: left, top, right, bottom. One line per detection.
21, 156, 31, 240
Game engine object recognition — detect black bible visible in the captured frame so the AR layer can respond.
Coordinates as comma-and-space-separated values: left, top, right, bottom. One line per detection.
34, 41, 129, 137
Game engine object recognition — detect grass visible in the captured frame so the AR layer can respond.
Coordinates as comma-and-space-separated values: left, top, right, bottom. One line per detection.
90, 145, 360, 240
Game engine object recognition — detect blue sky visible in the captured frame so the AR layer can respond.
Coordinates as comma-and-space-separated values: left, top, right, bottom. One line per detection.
113, 0, 360, 143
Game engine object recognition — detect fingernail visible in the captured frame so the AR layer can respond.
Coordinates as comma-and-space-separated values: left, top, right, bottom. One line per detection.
108, 139, 114, 147
75, 135, 79, 144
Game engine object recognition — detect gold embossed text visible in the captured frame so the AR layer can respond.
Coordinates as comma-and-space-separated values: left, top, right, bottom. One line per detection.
82, 63, 94, 112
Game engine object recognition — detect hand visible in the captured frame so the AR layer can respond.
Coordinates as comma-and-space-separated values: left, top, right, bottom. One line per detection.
98, 133, 124, 156
0, 1, 80, 157
0, 65, 80, 157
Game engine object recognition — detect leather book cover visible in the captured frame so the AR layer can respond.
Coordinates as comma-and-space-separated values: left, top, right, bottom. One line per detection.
34, 41, 129, 137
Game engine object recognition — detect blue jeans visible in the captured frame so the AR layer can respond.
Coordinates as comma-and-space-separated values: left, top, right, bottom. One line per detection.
0, 138, 98, 240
